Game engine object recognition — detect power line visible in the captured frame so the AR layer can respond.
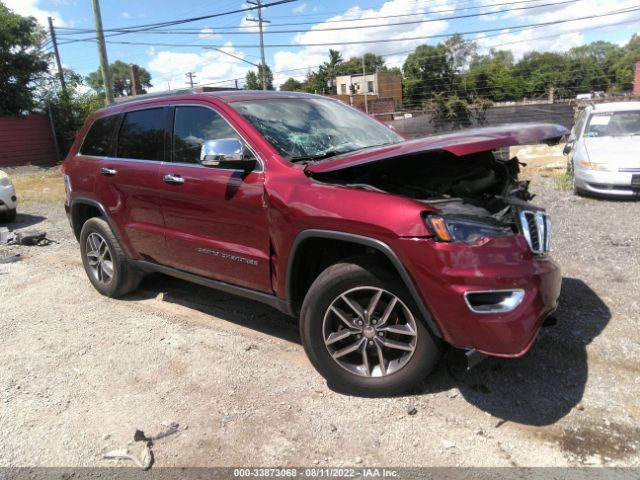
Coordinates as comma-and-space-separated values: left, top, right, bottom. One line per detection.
74, 7, 640, 49
54, 0, 579, 36
56, 0, 299, 45
188, 15, 640, 90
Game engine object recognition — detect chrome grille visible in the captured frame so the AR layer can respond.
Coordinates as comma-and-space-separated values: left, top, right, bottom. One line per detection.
519, 210, 551, 254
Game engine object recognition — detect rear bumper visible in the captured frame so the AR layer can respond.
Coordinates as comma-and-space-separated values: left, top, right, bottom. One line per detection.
396, 236, 561, 357
575, 168, 640, 196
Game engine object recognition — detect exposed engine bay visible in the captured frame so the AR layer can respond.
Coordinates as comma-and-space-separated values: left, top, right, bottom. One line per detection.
309, 149, 541, 230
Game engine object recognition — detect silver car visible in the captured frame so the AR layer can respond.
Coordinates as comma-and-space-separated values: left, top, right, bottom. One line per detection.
564, 102, 640, 196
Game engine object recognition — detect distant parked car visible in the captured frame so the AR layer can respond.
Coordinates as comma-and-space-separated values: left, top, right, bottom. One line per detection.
0, 170, 17, 223
575, 93, 593, 100
564, 102, 640, 196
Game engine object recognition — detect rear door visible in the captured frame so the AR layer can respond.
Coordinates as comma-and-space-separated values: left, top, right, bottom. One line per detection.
155, 103, 271, 293
92, 106, 168, 261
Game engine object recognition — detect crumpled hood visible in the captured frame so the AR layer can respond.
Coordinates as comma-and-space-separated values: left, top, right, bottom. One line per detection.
306, 123, 568, 174
584, 136, 640, 167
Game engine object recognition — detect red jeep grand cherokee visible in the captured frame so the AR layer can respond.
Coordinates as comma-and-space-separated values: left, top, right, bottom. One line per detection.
63, 90, 566, 395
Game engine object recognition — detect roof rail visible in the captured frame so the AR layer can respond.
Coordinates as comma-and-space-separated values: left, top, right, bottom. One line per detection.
112, 86, 238, 106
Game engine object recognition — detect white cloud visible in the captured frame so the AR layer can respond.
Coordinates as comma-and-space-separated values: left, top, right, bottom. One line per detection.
475, 29, 585, 59
273, 0, 449, 83
121, 11, 131, 19
292, 3, 307, 14
3, 0, 67, 26
146, 42, 252, 92
472, 0, 639, 58
199, 27, 222, 39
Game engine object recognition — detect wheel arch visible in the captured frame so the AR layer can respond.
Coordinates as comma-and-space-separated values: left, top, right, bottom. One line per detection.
70, 197, 130, 256
286, 229, 442, 338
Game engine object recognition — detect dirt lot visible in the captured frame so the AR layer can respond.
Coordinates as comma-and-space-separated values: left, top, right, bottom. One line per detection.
1, 163, 639, 468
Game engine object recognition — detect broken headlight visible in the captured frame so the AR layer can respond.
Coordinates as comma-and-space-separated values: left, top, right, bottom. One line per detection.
427, 215, 512, 243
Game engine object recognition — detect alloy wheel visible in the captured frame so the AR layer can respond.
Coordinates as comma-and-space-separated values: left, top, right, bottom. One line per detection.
322, 286, 418, 377
85, 232, 114, 285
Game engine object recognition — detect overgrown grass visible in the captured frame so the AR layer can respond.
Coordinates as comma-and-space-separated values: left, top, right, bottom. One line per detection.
11, 167, 65, 204
554, 172, 573, 192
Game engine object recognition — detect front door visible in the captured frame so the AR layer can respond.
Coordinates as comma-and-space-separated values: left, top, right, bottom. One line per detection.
155, 104, 271, 293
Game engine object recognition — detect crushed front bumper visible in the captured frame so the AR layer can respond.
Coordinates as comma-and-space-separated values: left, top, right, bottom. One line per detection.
395, 235, 561, 357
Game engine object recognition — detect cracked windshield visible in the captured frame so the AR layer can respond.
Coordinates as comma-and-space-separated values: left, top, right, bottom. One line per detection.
231, 97, 402, 162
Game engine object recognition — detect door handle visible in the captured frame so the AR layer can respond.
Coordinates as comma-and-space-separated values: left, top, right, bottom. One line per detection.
163, 174, 185, 185
100, 167, 117, 176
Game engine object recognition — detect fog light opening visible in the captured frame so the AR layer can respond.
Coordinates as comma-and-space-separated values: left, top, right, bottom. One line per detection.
464, 289, 525, 314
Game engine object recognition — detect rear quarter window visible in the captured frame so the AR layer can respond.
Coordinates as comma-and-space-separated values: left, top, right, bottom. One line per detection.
80, 114, 119, 156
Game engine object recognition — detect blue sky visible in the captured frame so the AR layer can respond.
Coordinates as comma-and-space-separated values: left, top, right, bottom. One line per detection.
7, 0, 640, 90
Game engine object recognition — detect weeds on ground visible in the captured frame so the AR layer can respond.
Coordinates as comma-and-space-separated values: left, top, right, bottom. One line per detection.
554, 173, 573, 192
11, 167, 65, 204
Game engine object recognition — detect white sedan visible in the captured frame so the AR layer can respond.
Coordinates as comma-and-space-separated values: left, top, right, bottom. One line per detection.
0, 170, 17, 223
564, 102, 640, 196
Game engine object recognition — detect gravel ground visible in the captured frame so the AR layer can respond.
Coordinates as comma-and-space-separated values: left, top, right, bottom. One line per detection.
0, 172, 639, 468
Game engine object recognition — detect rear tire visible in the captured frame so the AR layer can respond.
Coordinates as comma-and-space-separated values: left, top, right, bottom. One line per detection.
300, 258, 442, 396
79, 217, 142, 297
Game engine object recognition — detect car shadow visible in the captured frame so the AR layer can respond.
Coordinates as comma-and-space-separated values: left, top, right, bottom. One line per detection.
124, 273, 608, 426
127, 273, 301, 344
5, 213, 47, 229
418, 277, 610, 426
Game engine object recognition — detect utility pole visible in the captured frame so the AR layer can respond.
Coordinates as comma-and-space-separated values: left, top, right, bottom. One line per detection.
130, 64, 141, 96
91, 0, 113, 105
246, 0, 270, 90
362, 56, 368, 114
186, 72, 197, 88
47, 17, 67, 96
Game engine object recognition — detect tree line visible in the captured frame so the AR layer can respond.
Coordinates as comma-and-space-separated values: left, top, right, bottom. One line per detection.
273, 34, 640, 108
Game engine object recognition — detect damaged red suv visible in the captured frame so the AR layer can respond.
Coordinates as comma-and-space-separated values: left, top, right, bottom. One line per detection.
63, 91, 566, 395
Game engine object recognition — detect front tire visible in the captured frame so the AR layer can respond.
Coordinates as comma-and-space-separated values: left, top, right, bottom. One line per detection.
79, 217, 142, 297
300, 259, 442, 396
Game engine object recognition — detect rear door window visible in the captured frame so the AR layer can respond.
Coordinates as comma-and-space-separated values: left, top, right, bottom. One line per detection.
80, 114, 119, 156
172, 106, 240, 164
117, 108, 165, 161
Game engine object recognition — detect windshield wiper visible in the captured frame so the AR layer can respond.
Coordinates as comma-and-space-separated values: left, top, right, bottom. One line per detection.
288, 150, 346, 163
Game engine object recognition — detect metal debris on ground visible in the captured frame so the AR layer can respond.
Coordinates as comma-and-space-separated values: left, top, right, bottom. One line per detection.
0, 227, 52, 246
103, 422, 181, 470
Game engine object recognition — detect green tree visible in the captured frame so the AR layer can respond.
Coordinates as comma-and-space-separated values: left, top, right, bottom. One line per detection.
279, 77, 304, 91
612, 35, 640, 91
245, 64, 274, 90
402, 44, 455, 107
335, 53, 386, 76
0, 2, 50, 114
566, 41, 623, 94
515, 51, 571, 98
465, 50, 524, 101
39, 68, 102, 155
87, 60, 152, 98
443, 34, 477, 73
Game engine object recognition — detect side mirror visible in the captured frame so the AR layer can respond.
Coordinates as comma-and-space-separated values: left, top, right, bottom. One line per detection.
562, 140, 575, 156
200, 138, 256, 172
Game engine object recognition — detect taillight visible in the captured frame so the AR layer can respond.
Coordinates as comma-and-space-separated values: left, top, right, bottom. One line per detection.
60, 163, 68, 175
